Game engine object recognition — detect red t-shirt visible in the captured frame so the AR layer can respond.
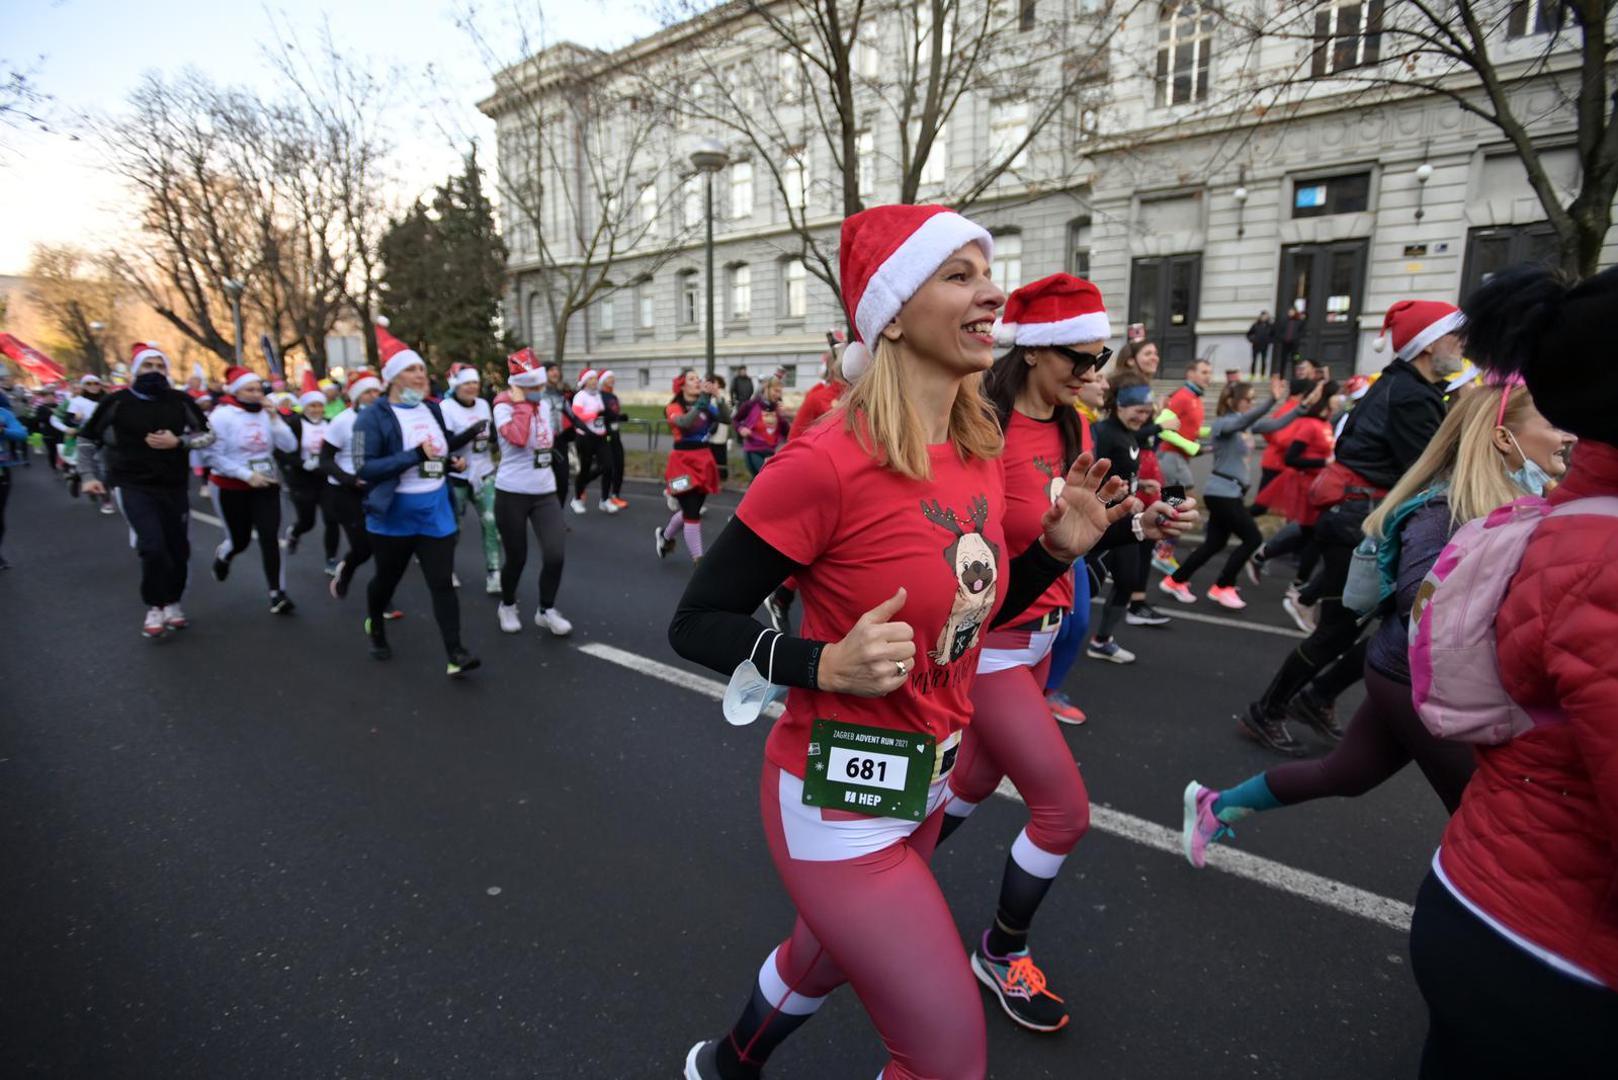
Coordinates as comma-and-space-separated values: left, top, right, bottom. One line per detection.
999, 411, 1074, 624
738, 419, 1008, 778
790, 380, 845, 441
1260, 398, 1303, 471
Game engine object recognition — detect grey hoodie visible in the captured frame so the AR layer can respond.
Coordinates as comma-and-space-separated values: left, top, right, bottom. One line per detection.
1200, 394, 1293, 499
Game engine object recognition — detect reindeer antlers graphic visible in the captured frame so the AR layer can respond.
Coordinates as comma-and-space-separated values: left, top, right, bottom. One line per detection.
1033, 456, 1057, 480
919, 499, 963, 537
968, 495, 990, 534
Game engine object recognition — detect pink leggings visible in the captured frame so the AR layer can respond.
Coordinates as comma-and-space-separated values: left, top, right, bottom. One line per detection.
950, 653, 1091, 861
757, 762, 987, 1080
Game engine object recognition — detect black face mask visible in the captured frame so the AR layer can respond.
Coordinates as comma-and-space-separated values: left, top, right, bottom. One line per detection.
133, 372, 169, 397
82, 388, 104, 400
239, 400, 264, 413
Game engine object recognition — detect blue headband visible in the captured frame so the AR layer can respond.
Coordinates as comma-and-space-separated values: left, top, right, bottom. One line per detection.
1116, 384, 1152, 407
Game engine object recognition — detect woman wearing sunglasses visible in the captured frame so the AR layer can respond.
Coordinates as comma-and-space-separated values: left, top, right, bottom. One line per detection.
934, 274, 1194, 1034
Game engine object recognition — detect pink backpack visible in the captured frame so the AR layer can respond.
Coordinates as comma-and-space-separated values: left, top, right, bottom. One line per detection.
1409, 495, 1618, 744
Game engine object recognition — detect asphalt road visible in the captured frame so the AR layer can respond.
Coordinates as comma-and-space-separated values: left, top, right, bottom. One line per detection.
0, 460, 1449, 1079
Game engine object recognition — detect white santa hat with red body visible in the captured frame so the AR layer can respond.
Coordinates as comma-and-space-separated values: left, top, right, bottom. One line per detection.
345, 367, 382, 402
448, 363, 481, 390
507, 347, 546, 389
1371, 299, 1465, 362
223, 365, 262, 396
598, 370, 615, 388
837, 204, 994, 382
373, 316, 426, 384
130, 342, 171, 373
993, 273, 1111, 348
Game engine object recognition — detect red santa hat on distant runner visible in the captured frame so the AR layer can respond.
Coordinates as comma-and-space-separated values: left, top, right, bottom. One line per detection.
598, 370, 615, 388
578, 368, 599, 388
508, 347, 546, 389
1372, 300, 1464, 362
448, 362, 481, 390
993, 273, 1110, 348
129, 342, 170, 373
223, 365, 262, 396
345, 367, 382, 402
298, 370, 326, 408
373, 316, 425, 384
837, 204, 994, 382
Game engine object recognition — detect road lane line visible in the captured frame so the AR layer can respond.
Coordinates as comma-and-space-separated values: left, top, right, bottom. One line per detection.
194, 510, 223, 527
576, 641, 1413, 933
1088, 597, 1308, 639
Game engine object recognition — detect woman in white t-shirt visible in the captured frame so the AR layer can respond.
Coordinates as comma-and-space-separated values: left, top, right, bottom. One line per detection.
492, 349, 572, 636
440, 364, 501, 594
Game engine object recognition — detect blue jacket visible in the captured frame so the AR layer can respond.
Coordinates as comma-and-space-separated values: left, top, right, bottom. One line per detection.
351, 400, 453, 518
0, 406, 27, 467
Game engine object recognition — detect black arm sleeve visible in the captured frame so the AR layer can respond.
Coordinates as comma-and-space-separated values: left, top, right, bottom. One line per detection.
1283, 439, 1328, 470
669, 518, 828, 688
988, 541, 1074, 630
446, 422, 482, 452
319, 441, 359, 487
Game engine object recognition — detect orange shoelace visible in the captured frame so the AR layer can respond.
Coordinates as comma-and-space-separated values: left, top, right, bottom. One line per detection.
1004, 956, 1065, 1002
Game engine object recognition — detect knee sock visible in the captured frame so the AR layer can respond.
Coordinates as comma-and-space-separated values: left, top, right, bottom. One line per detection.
717, 948, 826, 1078
1213, 773, 1281, 822
984, 830, 1064, 957
1093, 602, 1126, 642
937, 796, 978, 845
683, 520, 704, 559
662, 511, 682, 541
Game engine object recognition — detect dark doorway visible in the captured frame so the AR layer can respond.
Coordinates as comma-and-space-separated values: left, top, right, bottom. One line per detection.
1460, 223, 1559, 302
1129, 253, 1201, 369
1275, 239, 1369, 373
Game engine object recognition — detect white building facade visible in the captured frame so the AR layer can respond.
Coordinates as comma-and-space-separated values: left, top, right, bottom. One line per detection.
484, 0, 1606, 399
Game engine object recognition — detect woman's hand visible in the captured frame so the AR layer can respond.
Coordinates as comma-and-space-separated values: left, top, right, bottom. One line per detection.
1137, 496, 1201, 541
1040, 453, 1135, 561
816, 588, 916, 697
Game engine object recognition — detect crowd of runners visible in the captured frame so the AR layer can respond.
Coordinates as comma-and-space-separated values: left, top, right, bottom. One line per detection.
1, 199, 1613, 1078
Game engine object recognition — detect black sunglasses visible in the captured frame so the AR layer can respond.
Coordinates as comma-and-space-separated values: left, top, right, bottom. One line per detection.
1051, 345, 1112, 375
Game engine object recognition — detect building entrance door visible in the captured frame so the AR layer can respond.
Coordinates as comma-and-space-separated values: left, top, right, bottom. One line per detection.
1129, 254, 1201, 370
1275, 240, 1369, 372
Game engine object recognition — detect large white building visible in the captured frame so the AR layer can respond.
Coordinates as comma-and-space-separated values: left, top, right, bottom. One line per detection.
483, 0, 1608, 398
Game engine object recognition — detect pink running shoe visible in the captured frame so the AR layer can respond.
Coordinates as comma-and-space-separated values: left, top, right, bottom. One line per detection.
1207, 585, 1248, 610
1158, 577, 1197, 604
1181, 780, 1234, 869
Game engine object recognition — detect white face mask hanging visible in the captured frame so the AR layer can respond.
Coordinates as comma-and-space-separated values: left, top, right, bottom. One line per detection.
722, 629, 789, 727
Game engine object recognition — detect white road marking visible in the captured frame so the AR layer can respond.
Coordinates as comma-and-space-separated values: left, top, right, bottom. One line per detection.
576, 641, 1413, 933
194, 510, 223, 527
1090, 597, 1307, 639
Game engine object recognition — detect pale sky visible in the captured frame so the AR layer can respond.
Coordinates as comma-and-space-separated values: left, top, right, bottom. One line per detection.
1, 0, 663, 273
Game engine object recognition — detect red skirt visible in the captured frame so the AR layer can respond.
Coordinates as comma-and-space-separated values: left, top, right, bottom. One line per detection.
665, 447, 721, 497
1258, 468, 1323, 526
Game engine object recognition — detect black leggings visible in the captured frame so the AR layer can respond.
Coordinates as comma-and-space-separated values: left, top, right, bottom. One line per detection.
215, 486, 283, 591
1092, 540, 1147, 640
1263, 522, 1322, 586
1410, 871, 1618, 1079
573, 433, 605, 499
0, 468, 9, 552
324, 485, 373, 583
366, 531, 461, 655
1171, 494, 1263, 588
495, 489, 566, 608
1266, 664, 1475, 812
115, 484, 192, 607
551, 439, 572, 507
288, 479, 340, 559
601, 432, 625, 499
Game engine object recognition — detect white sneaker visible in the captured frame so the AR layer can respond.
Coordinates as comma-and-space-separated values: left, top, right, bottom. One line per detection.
1282, 595, 1318, 633
569, 498, 587, 515
99, 500, 117, 515
599, 498, 620, 514
161, 603, 188, 630
536, 607, 573, 636
485, 570, 502, 595
451, 572, 462, 589
497, 603, 522, 633
142, 607, 167, 639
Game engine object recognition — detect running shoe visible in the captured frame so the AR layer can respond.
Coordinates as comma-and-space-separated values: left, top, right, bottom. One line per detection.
1157, 577, 1197, 604
451, 572, 462, 589
212, 555, 231, 582
161, 604, 188, 630
1244, 550, 1267, 586
1207, 585, 1248, 610
536, 607, 574, 636
364, 617, 391, 661
610, 497, 629, 510
330, 562, 350, 599
142, 607, 168, 640
497, 604, 522, 634
655, 526, 676, 560
1284, 581, 1302, 602
1282, 595, 1317, 633
569, 497, 588, 515
1286, 687, 1344, 741
1238, 703, 1304, 756
269, 591, 296, 615
598, 498, 620, 515
971, 932, 1069, 1033
382, 609, 405, 620
484, 570, 502, 595
1127, 601, 1171, 626
282, 525, 299, 554
1086, 638, 1136, 664
324, 557, 340, 577
446, 647, 481, 679
1181, 780, 1239, 869
683, 1040, 721, 1080
1045, 690, 1087, 725
99, 499, 116, 515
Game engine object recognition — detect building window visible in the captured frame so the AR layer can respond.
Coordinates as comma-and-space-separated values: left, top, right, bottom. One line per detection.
1020, 0, 1037, 31
852, 30, 881, 80
637, 279, 655, 330
678, 270, 701, 327
682, 175, 702, 230
991, 232, 1023, 292
637, 367, 651, 389
856, 129, 876, 197
916, 0, 954, 55
783, 259, 807, 318
784, 149, 810, 212
1507, 0, 1564, 37
599, 293, 615, 335
1311, 0, 1383, 78
781, 363, 799, 389
1156, 2, 1214, 107
637, 182, 658, 230
1292, 171, 1371, 218
1067, 218, 1092, 278
777, 51, 799, 102
729, 264, 752, 319
990, 101, 1029, 169
730, 161, 754, 221
910, 120, 947, 185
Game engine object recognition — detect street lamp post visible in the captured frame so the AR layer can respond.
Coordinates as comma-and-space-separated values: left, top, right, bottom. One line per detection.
689, 139, 729, 381
223, 278, 246, 365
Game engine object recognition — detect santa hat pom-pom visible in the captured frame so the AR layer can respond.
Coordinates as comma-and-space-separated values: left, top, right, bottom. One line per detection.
1371, 334, 1387, 353
374, 315, 390, 328
841, 341, 872, 382
993, 320, 1018, 348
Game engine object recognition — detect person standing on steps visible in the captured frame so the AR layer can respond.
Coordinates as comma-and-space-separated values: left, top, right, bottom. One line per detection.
352, 318, 481, 678
1246, 311, 1274, 376
76, 343, 214, 639
207, 365, 299, 614
492, 348, 572, 638
439, 363, 501, 595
